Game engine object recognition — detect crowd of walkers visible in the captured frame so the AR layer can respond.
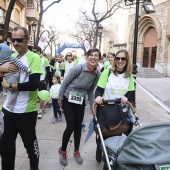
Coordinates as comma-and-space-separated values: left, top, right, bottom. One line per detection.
0, 26, 134, 169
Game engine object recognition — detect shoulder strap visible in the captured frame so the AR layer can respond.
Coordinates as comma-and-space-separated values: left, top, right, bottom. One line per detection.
76, 64, 83, 78
107, 69, 111, 82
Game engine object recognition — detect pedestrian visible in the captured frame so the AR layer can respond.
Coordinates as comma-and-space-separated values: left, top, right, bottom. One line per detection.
50, 75, 62, 123
76, 53, 88, 132
0, 42, 31, 110
58, 48, 101, 166
44, 54, 55, 108
0, 26, 42, 170
97, 57, 104, 72
54, 54, 63, 76
94, 49, 135, 163
101, 52, 115, 72
33, 46, 50, 119
61, 52, 74, 79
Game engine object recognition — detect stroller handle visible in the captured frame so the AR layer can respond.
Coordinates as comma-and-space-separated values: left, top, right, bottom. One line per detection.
92, 99, 141, 126
92, 99, 135, 115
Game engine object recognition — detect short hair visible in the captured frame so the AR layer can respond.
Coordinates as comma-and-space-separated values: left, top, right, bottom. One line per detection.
13, 26, 29, 38
34, 45, 42, 53
111, 49, 132, 78
87, 48, 101, 59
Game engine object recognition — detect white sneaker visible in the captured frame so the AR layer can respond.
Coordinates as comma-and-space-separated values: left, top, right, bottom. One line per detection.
38, 111, 42, 119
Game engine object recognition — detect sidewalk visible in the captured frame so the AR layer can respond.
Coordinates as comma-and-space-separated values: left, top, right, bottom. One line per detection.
0, 77, 170, 170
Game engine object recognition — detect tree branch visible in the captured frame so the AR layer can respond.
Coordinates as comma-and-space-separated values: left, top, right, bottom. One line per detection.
43, 0, 62, 13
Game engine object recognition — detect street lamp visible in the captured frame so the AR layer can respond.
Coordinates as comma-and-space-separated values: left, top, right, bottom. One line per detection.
98, 24, 103, 50
31, 21, 37, 47
124, 0, 155, 105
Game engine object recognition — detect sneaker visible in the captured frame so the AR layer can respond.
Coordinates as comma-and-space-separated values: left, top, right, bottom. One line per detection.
42, 108, 45, 113
58, 147, 68, 166
52, 117, 59, 124
81, 124, 86, 132
37, 111, 42, 119
59, 115, 63, 121
96, 147, 102, 163
74, 150, 83, 164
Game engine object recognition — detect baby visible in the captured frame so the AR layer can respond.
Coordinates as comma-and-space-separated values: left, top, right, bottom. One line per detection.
0, 42, 31, 110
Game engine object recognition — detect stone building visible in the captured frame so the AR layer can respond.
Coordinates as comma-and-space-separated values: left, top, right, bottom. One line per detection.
106, 0, 170, 77
0, 0, 39, 50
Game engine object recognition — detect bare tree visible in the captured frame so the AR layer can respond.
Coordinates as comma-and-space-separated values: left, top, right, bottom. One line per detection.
69, 18, 96, 53
81, 0, 124, 48
2, 0, 16, 42
36, 0, 62, 45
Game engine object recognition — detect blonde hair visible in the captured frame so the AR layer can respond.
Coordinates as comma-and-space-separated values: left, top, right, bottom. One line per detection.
111, 49, 132, 78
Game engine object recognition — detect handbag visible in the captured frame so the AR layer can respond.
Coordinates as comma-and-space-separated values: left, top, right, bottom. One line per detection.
96, 102, 132, 137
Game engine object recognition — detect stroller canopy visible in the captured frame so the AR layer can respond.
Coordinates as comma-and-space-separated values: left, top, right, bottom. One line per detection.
117, 122, 170, 170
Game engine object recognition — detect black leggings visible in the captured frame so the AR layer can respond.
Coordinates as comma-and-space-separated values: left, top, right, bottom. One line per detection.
0, 109, 39, 170
62, 96, 85, 151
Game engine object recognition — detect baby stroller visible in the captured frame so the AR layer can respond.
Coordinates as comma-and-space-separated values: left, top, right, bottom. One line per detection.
92, 99, 170, 170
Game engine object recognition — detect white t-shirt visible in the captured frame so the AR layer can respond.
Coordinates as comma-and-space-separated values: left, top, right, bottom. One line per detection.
3, 51, 42, 113
64, 61, 74, 78
50, 84, 61, 99
104, 72, 130, 100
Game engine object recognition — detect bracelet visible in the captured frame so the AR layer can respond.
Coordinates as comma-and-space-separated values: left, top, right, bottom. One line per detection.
9, 83, 13, 91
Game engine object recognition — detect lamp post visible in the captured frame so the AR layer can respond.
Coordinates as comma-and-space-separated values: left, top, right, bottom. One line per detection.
124, 0, 155, 105
31, 21, 37, 47
98, 24, 103, 50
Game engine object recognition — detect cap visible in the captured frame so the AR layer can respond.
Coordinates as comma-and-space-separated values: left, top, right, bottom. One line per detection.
0, 42, 11, 59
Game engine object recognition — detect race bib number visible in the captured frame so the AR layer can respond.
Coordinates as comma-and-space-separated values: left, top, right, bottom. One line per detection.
68, 91, 84, 105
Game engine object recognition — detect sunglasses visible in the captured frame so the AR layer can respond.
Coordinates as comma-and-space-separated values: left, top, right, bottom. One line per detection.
115, 57, 127, 61
66, 55, 72, 57
10, 38, 27, 43
33, 50, 37, 53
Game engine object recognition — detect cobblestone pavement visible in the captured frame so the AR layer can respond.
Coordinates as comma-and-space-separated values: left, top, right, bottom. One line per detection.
0, 77, 170, 170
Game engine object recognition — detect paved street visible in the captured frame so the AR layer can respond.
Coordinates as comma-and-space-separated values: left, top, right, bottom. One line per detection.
0, 77, 170, 170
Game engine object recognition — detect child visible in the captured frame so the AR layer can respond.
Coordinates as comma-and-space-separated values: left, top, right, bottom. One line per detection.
0, 42, 31, 110
50, 75, 62, 123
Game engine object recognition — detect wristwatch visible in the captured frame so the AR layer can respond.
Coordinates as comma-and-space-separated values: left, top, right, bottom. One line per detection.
9, 83, 13, 91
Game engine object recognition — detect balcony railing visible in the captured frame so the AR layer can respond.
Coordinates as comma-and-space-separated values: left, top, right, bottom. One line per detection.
18, 0, 27, 7
0, 16, 20, 31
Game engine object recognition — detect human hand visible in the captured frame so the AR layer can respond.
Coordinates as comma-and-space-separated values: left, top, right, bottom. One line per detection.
121, 96, 128, 104
95, 96, 103, 105
0, 62, 18, 73
1, 77, 8, 89
58, 99, 63, 109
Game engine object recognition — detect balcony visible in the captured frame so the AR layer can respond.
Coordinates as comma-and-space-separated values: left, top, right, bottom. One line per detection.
26, 4, 39, 21
0, 16, 20, 31
17, 0, 27, 7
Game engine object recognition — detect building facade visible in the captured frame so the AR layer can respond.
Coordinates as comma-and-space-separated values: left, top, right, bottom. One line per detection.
0, 0, 39, 50
107, 0, 170, 77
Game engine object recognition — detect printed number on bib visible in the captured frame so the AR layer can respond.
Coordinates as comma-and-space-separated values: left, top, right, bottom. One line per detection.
68, 91, 84, 105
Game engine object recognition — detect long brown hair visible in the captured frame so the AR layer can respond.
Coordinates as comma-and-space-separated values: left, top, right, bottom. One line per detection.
111, 49, 132, 78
